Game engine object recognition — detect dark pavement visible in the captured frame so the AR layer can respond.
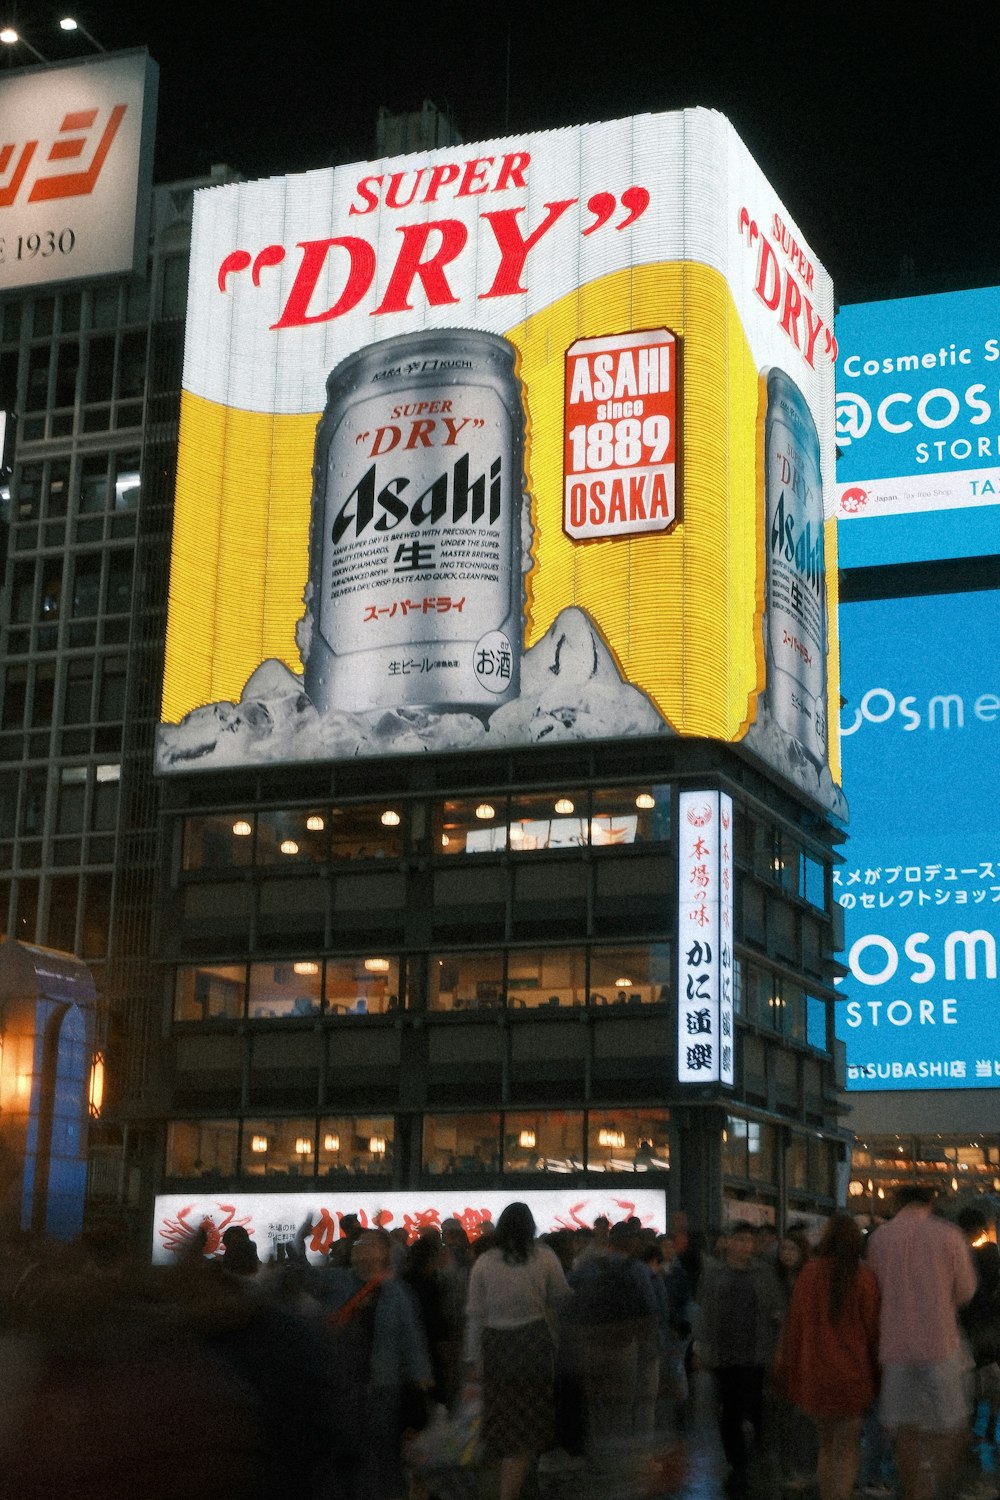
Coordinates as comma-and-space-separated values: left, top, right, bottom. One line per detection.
528, 1371, 1000, 1500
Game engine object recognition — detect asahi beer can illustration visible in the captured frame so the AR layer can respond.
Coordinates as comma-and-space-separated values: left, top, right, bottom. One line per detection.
762, 367, 829, 766
303, 330, 527, 716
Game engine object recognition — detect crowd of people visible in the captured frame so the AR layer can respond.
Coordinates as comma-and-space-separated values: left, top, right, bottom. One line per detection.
0, 1189, 997, 1500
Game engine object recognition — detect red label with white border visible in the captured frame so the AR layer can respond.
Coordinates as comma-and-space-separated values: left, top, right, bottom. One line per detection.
563, 328, 677, 540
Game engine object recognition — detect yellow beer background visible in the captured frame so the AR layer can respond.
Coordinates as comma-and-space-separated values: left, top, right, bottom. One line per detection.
162, 260, 842, 784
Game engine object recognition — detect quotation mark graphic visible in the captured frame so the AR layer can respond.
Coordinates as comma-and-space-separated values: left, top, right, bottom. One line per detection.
582, 187, 650, 235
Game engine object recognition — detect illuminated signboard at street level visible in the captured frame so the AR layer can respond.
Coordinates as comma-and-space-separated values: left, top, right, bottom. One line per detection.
836, 286, 1000, 568
0, 50, 157, 289
158, 109, 843, 814
152, 1187, 667, 1264
835, 589, 1000, 1090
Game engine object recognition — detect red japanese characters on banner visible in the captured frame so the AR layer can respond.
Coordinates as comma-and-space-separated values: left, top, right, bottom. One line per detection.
563, 329, 678, 540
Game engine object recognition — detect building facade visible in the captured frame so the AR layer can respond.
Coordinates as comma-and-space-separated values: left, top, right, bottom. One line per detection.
151, 737, 849, 1240
0, 145, 237, 1231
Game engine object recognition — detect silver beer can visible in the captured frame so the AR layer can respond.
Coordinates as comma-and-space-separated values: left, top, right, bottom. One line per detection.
762, 366, 828, 767
303, 329, 527, 716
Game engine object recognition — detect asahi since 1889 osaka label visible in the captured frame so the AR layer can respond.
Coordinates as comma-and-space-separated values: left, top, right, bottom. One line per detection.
763, 367, 828, 766
303, 330, 526, 716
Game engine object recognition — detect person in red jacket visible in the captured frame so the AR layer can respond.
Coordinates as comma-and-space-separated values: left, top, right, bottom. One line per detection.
775, 1212, 880, 1500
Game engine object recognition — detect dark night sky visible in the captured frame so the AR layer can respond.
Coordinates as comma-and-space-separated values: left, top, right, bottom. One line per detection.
5, 1, 1000, 305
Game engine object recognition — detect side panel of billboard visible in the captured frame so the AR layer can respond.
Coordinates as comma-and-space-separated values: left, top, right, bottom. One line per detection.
835, 590, 1000, 1090
158, 110, 843, 813
0, 51, 157, 290
836, 287, 1000, 568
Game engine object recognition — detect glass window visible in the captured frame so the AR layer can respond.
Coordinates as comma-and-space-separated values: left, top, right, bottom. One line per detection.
752, 822, 781, 881
104, 552, 132, 613
784, 981, 806, 1041
503, 1111, 584, 1173
248, 962, 323, 1020
589, 943, 670, 1007
118, 330, 147, 399
33, 297, 55, 337
0, 773, 18, 835
182, 813, 255, 870
428, 951, 503, 1012
733, 959, 746, 1018
509, 791, 589, 851
317, 1116, 394, 1177
79, 456, 110, 513
591, 784, 671, 844
53, 340, 79, 408
47, 874, 79, 951
329, 803, 405, 860
14, 464, 43, 520
81, 873, 112, 958
748, 1120, 777, 1182
91, 764, 120, 830
741, 882, 766, 949
38, 561, 62, 622
0, 299, 20, 340
423, 1113, 500, 1174
806, 1138, 836, 1198
71, 555, 101, 617
175, 964, 246, 1021
62, 661, 93, 724
256, 807, 329, 864
165, 1119, 238, 1178
97, 660, 127, 722
723, 1115, 749, 1177
437, 797, 507, 855
114, 454, 141, 510
11, 560, 35, 623
506, 948, 585, 1009
47, 460, 71, 518
26, 345, 51, 410
57, 766, 87, 833
787, 1133, 808, 1190
325, 956, 401, 1015
241, 1119, 316, 1177
20, 770, 47, 835
586, 1110, 671, 1173
1, 667, 27, 730
85, 333, 115, 403
30, 665, 55, 727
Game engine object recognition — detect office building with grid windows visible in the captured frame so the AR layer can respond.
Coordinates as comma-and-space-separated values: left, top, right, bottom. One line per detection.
0, 156, 238, 1234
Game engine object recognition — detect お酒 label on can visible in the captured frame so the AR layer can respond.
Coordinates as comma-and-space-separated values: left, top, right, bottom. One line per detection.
303, 329, 528, 716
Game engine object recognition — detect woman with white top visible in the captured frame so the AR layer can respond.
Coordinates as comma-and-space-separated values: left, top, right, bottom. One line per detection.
464, 1201, 569, 1500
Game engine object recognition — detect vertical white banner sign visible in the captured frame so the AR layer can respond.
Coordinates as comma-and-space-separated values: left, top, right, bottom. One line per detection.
678, 790, 735, 1086
719, 793, 734, 1085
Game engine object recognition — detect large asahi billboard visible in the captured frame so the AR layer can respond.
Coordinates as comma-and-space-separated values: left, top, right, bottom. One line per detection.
0, 50, 157, 289
158, 110, 844, 814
